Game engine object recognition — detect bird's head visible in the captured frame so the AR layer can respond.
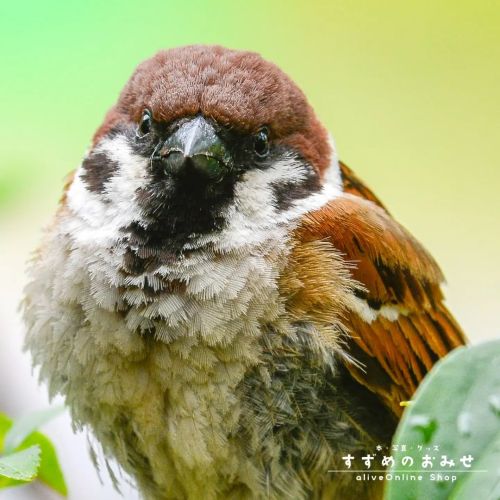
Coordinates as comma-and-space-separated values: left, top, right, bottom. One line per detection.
71, 45, 340, 255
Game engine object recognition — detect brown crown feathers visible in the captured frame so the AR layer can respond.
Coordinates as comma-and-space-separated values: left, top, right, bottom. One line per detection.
93, 45, 331, 175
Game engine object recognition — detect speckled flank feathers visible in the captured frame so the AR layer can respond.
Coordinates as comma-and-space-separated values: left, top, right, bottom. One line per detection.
23, 45, 465, 500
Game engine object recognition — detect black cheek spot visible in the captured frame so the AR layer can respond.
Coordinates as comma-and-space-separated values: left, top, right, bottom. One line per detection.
81, 152, 120, 194
272, 170, 322, 211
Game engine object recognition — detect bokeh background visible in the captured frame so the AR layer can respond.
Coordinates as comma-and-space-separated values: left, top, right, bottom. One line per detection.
1, 1, 499, 498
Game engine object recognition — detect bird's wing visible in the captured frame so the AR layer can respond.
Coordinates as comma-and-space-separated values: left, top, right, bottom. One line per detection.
295, 166, 466, 418
338, 161, 387, 210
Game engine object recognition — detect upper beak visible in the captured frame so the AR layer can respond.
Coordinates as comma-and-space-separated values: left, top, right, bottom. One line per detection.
158, 116, 232, 182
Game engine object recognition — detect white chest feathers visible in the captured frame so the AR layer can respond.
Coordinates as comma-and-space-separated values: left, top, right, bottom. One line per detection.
23, 207, 295, 498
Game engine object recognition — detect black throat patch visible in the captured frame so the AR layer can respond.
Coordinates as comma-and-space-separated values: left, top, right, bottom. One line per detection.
123, 167, 236, 261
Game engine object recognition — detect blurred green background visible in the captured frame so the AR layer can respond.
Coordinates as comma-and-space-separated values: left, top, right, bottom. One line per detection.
2, 1, 499, 340
0, 1, 498, 497
1, 0, 499, 335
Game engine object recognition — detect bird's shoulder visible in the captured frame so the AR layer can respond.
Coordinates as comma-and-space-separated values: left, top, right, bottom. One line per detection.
285, 161, 466, 417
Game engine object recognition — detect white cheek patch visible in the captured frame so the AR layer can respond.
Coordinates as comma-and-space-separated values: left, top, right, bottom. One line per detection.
66, 134, 149, 247
233, 156, 309, 220
203, 150, 343, 251
100, 135, 150, 205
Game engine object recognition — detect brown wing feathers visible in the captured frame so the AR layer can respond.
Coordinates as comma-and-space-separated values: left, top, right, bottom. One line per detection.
296, 166, 466, 417
338, 161, 387, 210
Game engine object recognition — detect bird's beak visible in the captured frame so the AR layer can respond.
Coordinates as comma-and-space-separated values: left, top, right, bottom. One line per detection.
158, 116, 232, 182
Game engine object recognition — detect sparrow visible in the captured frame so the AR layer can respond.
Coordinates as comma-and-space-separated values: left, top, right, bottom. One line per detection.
23, 45, 466, 500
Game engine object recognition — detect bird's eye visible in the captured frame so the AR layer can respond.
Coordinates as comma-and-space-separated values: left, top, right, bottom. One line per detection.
253, 127, 270, 157
137, 109, 152, 137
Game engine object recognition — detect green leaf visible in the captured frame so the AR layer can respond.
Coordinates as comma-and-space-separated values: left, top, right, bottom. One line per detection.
0, 414, 23, 489
22, 430, 68, 496
0, 411, 67, 495
0, 446, 41, 481
0, 472, 23, 489
0, 413, 12, 452
3, 405, 64, 454
385, 340, 500, 500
